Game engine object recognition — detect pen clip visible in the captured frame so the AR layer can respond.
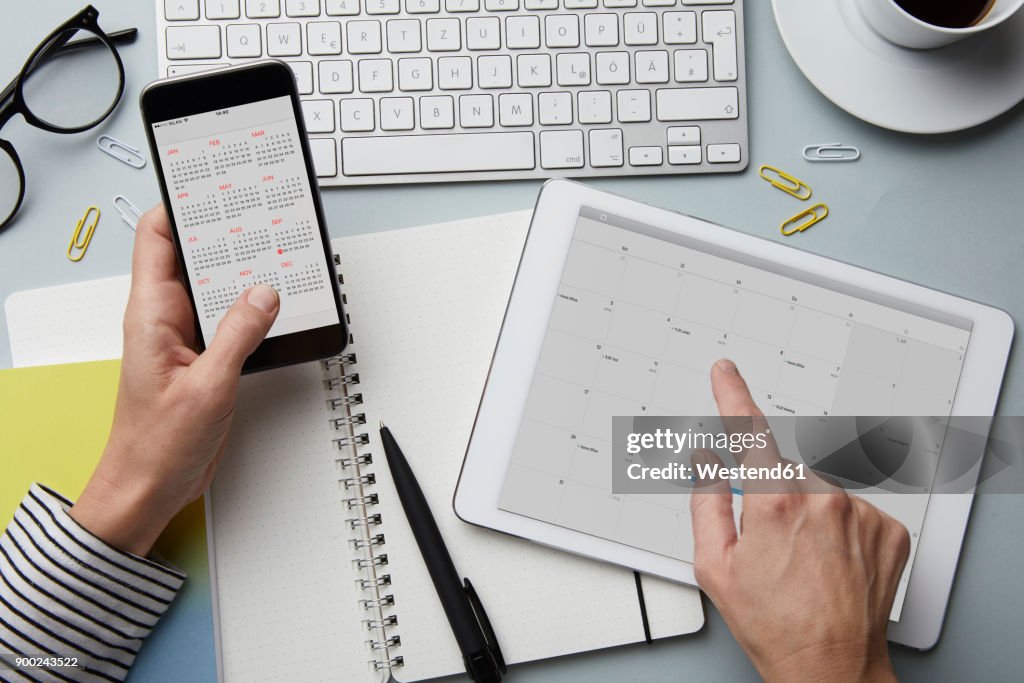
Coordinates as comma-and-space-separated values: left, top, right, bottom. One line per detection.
464, 578, 507, 678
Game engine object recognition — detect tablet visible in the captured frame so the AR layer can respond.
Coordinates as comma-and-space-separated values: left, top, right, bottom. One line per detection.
454, 179, 1013, 650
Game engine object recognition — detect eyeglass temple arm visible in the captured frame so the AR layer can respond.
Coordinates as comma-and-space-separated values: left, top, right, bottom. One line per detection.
0, 27, 137, 117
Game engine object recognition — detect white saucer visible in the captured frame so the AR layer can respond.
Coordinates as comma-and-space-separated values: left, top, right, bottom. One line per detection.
771, 0, 1024, 133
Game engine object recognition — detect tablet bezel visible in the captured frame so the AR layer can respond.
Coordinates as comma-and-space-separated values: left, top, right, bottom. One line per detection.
454, 179, 1013, 650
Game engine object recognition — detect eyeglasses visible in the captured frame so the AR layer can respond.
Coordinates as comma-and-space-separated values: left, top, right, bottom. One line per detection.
0, 5, 137, 231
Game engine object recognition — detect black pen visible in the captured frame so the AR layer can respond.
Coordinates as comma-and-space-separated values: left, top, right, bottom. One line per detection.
379, 422, 506, 683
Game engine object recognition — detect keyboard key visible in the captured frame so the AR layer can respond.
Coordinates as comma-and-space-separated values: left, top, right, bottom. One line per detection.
366, 0, 401, 13
635, 50, 669, 84
707, 143, 741, 163
459, 94, 494, 127
545, 15, 580, 48
302, 99, 336, 133
341, 132, 535, 175
267, 23, 302, 56
556, 53, 591, 86
589, 128, 623, 167
307, 22, 342, 55
478, 55, 513, 88
325, 0, 359, 14
656, 86, 737, 121
226, 24, 262, 58
421, 95, 455, 128
380, 97, 416, 130
485, 0, 519, 9
398, 57, 433, 90
540, 130, 584, 169
438, 56, 473, 89
667, 125, 700, 145
340, 98, 375, 131
166, 26, 222, 59
702, 10, 738, 81
245, 0, 280, 17
603, 0, 637, 7
565, 0, 598, 7
499, 93, 533, 125
206, 1, 241, 20
584, 14, 618, 47
347, 20, 383, 53
578, 90, 612, 124
308, 137, 337, 176
682, 0, 733, 4
623, 12, 657, 45
319, 60, 354, 93
506, 16, 541, 48
387, 19, 422, 52
616, 89, 651, 122
674, 49, 708, 82
595, 51, 629, 85
517, 54, 551, 87
166, 0, 200, 20
525, 0, 558, 8
628, 145, 662, 166
539, 92, 572, 125
663, 11, 697, 44
668, 145, 701, 165
427, 18, 461, 50
642, 0, 674, 5
285, 0, 320, 16
167, 63, 227, 77
467, 17, 501, 50
288, 60, 314, 93
359, 59, 394, 92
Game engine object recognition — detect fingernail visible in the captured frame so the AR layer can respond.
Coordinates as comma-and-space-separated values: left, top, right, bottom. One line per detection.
248, 284, 279, 314
716, 359, 738, 374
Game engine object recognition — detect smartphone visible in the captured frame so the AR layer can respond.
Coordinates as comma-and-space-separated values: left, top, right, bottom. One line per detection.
140, 60, 347, 372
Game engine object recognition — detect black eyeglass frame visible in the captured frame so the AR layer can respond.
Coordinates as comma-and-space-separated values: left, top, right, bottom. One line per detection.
0, 5, 136, 230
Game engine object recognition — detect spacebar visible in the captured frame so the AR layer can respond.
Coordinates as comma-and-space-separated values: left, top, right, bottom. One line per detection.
341, 132, 536, 176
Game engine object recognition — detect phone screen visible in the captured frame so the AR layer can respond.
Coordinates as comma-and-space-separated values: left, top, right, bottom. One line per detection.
151, 95, 339, 345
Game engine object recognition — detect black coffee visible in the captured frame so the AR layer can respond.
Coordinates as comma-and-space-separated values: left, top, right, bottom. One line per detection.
893, 0, 997, 28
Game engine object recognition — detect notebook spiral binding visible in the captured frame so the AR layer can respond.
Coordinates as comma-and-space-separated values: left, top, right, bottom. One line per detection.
322, 256, 404, 675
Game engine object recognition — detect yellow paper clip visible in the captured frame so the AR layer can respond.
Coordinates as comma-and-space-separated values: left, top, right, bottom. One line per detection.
68, 206, 100, 262
759, 165, 812, 201
780, 203, 829, 236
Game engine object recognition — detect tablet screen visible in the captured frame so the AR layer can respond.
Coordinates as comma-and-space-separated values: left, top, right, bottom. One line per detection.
497, 207, 972, 618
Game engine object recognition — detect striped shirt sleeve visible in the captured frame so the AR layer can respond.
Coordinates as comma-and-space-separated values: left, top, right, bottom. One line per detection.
0, 484, 186, 682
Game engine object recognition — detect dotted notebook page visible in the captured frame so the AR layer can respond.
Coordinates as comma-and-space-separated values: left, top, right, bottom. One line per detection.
335, 212, 702, 682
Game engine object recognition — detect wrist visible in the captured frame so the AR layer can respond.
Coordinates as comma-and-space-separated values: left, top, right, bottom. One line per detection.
70, 442, 180, 556
759, 643, 896, 683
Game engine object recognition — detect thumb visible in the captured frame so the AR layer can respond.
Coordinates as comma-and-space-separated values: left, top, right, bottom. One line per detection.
196, 285, 280, 377
689, 449, 737, 591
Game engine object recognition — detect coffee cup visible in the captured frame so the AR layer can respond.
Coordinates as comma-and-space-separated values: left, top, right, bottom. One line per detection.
857, 0, 1024, 49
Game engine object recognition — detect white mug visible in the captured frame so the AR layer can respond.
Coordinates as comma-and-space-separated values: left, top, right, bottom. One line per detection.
857, 0, 1024, 49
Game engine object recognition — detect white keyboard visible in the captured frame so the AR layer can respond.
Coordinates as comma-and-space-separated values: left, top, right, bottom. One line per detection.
157, 0, 748, 184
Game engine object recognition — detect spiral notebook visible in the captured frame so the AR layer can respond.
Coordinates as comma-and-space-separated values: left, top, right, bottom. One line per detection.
5, 211, 704, 682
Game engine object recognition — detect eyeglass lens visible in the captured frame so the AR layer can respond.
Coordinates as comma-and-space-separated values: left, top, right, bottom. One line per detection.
21, 27, 121, 131
0, 146, 21, 226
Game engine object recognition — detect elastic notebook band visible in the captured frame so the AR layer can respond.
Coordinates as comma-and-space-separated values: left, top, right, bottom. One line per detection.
633, 571, 653, 644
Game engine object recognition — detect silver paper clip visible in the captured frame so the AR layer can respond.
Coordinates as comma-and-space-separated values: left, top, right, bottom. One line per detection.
113, 195, 143, 231
802, 142, 861, 162
97, 135, 147, 169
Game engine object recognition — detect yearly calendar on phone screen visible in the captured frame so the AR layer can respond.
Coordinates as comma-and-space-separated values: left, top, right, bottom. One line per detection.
152, 96, 338, 345
499, 208, 972, 618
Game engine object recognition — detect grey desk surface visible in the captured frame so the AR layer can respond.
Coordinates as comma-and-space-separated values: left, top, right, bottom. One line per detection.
3, 1, 1023, 681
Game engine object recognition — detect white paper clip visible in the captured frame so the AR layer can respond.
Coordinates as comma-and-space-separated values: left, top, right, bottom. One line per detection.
113, 195, 143, 231
97, 135, 147, 169
802, 142, 861, 162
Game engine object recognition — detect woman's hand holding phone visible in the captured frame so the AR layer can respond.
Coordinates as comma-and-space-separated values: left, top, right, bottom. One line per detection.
70, 205, 280, 556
